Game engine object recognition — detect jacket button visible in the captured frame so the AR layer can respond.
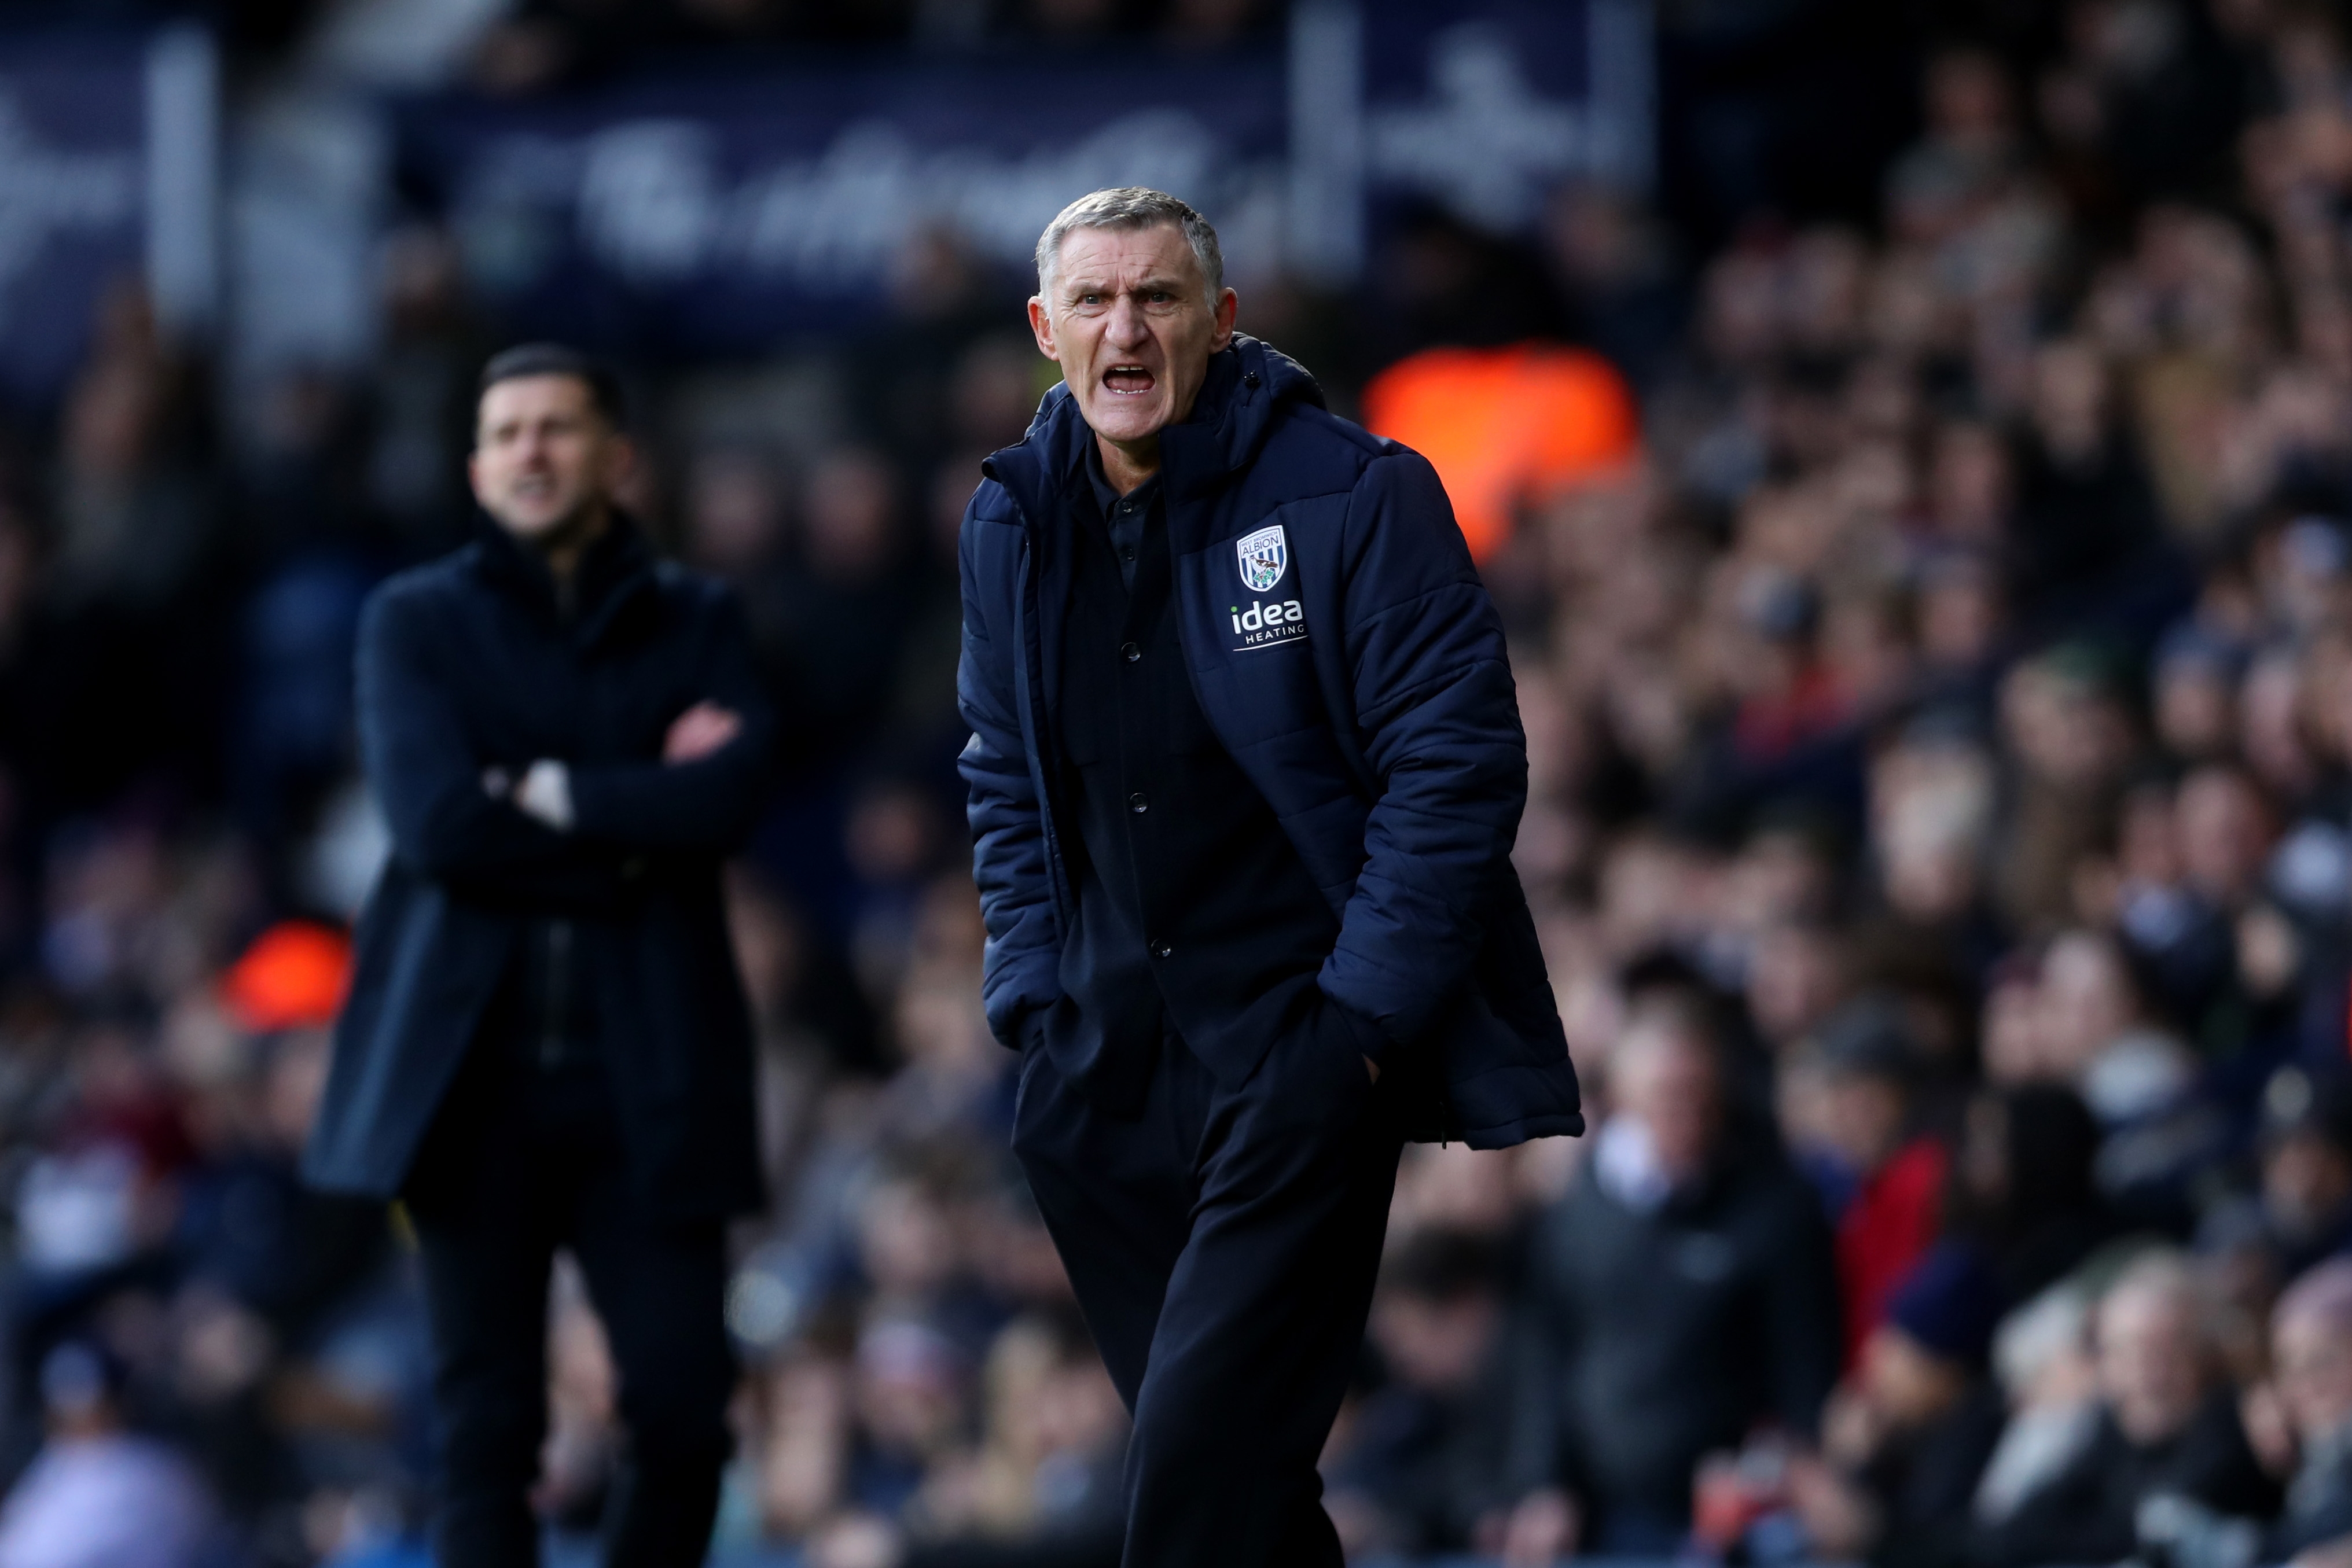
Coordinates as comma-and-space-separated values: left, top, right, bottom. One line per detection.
1129, 792, 1149, 814
1151, 940, 1173, 959
1120, 641, 1141, 662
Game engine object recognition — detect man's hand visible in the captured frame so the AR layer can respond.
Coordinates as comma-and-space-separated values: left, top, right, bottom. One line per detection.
514, 760, 574, 831
664, 701, 741, 763
1365, 1056, 1380, 1083
486, 760, 576, 831
2241, 1379, 2296, 1477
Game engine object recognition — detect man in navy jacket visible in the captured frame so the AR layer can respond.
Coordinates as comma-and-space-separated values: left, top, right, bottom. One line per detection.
305, 345, 773, 1567
958, 187, 1582, 1567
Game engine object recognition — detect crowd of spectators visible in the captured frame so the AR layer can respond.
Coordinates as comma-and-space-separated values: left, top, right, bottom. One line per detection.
9, 1, 2352, 1567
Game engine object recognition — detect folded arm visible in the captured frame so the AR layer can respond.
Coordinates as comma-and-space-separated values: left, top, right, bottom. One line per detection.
563, 592, 777, 852
357, 586, 627, 907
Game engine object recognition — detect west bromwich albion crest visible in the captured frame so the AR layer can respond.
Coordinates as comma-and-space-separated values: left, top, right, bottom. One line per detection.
1237, 525, 1288, 592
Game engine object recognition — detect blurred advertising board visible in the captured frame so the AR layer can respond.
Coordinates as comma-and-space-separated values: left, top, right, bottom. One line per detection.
1292, 0, 1651, 279
0, 28, 216, 406
402, 52, 1292, 353
404, 0, 1651, 353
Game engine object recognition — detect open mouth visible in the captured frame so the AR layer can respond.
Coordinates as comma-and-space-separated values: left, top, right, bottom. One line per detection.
1103, 364, 1156, 396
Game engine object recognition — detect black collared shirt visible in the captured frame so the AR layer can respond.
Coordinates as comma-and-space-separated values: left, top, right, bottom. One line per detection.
1085, 436, 1159, 593
1049, 431, 1339, 1106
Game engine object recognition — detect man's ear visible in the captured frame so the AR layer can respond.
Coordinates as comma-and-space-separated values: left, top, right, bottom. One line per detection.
1210, 288, 1239, 353
1027, 296, 1061, 363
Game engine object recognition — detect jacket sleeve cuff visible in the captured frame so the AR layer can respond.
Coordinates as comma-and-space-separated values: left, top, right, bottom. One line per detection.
994, 999, 1053, 1054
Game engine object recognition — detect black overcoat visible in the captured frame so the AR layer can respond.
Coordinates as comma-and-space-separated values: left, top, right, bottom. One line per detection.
303, 521, 774, 1220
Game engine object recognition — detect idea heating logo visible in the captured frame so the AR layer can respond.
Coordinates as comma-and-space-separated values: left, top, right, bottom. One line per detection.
1229, 598, 1307, 651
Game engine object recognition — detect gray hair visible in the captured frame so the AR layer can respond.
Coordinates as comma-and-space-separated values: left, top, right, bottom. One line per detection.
1033, 187, 1225, 304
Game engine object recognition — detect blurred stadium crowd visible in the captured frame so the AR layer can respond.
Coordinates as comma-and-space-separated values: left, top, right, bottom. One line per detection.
12, 1, 2352, 1567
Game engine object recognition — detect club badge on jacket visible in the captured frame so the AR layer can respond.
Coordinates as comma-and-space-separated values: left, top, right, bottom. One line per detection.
1229, 524, 1306, 652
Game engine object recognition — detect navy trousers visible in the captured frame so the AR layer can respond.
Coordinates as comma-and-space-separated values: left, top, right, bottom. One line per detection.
404, 1042, 735, 1568
1012, 1017, 1406, 1568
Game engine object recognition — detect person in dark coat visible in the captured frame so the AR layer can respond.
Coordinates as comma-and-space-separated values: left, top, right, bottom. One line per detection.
2200, 1070, 2352, 1293
1975, 1252, 2279, 1568
958, 187, 1580, 1568
1945, 1082, 2116, 1306
1788, 1242, 2011, 1568
303, 345, 776, 1567
1497, 1004, 1840, 1557
1324, 1228, 1522, 1557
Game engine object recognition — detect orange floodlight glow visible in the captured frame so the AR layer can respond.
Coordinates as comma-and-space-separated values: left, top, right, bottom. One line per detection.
1361, 343, 1639, 562
220, 920, 351, 1033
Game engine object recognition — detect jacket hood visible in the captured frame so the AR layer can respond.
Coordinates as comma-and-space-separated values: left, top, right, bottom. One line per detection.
984, 333, 1325, 528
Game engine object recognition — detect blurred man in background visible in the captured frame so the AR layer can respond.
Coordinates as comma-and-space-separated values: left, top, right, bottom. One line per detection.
1977, 1252, 2276, 1567
1500, 1004, 1841, 1557
958, 186, 1581, 1567
2207, 1072, 2352, 1288
2263, 1258, 2352, 1563
0, 1341, 215, 1568
304, 345, 776, 1566
1787, 1242, 2010, 1568
1324, 1228, 1520, 1558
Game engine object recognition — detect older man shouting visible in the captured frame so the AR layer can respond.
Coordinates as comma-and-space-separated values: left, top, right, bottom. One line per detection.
956, 186, 1583, 1566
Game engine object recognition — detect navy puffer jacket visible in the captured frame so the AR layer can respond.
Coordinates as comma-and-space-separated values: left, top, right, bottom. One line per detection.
956, 334, 1581, 1149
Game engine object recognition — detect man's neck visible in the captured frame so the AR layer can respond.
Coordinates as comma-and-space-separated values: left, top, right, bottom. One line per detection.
532, 505, 613, 588
1096, 432, 1160, 496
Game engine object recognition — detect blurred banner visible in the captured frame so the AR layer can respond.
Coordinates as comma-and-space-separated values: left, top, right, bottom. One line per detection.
1292, 0, 1652, 280
400, 53, 1292, 354
0, 28, 218, 406
402, 0, 1651, 352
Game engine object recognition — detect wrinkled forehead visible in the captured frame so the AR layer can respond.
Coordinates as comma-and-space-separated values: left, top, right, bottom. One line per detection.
478, 373, 601, 427
1049, 222, 1203, 293
2099, 1280, 2196, 1341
